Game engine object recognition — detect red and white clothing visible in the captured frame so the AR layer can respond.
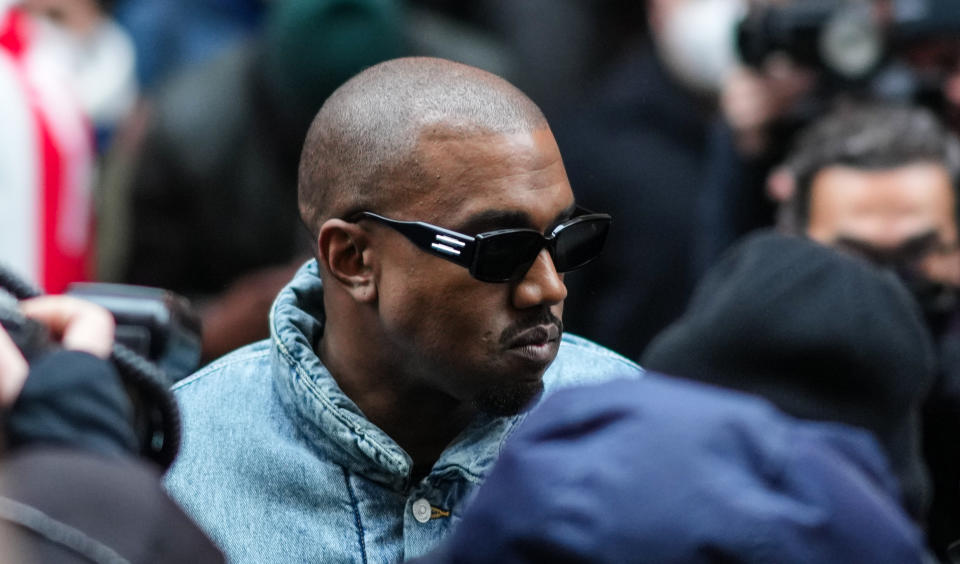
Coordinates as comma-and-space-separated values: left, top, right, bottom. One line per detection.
0, 3, 94, 293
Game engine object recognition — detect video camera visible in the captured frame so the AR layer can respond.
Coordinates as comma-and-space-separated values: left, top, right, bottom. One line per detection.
737, 0, 960, 83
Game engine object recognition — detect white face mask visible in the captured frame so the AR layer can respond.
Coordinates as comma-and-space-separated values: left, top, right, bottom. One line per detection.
655, 0, 746, 94
31, 15, 137, 130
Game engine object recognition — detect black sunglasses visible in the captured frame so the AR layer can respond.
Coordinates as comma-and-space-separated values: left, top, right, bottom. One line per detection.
349, 206, 612, 282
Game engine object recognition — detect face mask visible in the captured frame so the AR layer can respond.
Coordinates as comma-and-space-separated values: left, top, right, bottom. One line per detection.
31, 15, 137, 132
655, 0, 745, 94
834, 233, 959, 331
895, 266, 958, 332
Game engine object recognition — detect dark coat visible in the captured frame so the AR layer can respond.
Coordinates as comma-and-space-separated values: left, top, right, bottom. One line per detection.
554, 42, 712, 359
0, 449, 223, 563
416, 376, 927, 563
1, 351, 223, 562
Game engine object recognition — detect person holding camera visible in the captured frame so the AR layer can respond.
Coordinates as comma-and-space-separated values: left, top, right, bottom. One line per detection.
0, 295, 223, 563
0, 296, 134, 454
695, 0, 960, 275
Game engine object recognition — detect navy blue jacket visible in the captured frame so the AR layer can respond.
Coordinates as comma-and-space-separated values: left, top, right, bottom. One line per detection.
419, 375, 927, 563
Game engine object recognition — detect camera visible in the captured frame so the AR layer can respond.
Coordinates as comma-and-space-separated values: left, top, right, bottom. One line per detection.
0, 267, 198, 467
0, 268, 201, 384
737, 0, 960, 82
65, 283, 202, 385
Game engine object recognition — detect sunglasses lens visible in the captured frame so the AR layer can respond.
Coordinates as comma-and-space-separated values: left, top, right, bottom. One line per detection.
473, 231, 545, 282
553, 218, 610, 271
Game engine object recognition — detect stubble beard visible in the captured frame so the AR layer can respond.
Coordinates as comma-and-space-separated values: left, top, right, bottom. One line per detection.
472, 377, 545, 417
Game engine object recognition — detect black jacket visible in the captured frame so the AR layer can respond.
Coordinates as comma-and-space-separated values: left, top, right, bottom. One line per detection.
0, 350, 223, 563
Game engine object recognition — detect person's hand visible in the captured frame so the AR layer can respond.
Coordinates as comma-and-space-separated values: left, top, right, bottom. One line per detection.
0, 296, 115, 408
20, 296, 115, 359
721, 57, 816, 156
0, 326, 29, 408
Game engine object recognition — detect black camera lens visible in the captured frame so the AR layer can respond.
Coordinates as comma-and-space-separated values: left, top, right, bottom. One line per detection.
736, 0, 883, 81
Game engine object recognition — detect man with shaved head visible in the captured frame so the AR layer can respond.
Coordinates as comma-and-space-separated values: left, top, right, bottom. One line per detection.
164, 57, 641, 562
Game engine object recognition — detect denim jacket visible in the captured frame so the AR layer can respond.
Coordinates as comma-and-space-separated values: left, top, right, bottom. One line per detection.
164, 260, 642, 563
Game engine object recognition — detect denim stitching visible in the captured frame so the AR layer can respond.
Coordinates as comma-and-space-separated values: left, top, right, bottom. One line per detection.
342, 468, 368, 564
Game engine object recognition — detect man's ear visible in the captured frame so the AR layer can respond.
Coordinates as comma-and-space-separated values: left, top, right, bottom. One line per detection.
317, 219, 378, 303
766, 167, 796, 203
768, 167, 801, 234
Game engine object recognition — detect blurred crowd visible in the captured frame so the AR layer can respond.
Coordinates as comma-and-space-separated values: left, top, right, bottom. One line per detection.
4, 0, 960, 561
5, 0, 960, 358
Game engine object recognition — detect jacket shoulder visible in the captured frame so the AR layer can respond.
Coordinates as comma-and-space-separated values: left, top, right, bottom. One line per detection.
546, 334, 643, 392
174, 340, 272, 387
171, 340, 274, 415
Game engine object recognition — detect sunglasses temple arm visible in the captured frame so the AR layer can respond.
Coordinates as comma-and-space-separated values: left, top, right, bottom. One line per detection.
391, 221, 477, 269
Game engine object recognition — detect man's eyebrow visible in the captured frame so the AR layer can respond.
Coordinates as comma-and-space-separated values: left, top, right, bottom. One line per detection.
457, 210, 532, 234
456, 202, 577, 234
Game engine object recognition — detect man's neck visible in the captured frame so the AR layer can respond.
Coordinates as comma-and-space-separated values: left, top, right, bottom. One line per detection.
319, 331, 478, 479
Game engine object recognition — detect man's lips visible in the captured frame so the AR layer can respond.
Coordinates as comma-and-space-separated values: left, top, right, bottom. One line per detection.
505, 324, 562, 349
505, 324, 562, 368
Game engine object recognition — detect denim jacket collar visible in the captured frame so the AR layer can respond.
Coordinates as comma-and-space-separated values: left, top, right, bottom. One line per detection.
269, 260, 522, 492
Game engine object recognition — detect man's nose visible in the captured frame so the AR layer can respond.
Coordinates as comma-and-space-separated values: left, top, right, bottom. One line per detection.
512, 249, 567, 309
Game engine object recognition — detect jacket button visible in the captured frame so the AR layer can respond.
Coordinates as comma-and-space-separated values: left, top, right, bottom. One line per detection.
412, 498, 431, 523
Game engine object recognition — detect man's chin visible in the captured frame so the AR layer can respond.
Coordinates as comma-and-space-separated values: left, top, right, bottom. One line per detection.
473, 379, 545, 417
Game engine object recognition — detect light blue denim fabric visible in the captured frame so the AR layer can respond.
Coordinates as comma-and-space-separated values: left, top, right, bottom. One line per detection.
164, 260, 642, 563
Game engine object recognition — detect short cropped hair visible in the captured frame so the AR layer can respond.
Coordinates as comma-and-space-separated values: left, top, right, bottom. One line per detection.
297, 57, 548, 237
785, 104, 960, 229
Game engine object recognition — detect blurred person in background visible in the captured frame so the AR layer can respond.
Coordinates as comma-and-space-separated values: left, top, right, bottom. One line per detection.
20, 0, 137, 151
694, 0, 960, 273
773, 103, 960, 559
404, 0, 639, 119
112, 0, 267, 91
98, 0, 405, 363
0, 0, 96, 294
643, 232, 942, 557
554, 0, 746, 360
0, 294, 223, 562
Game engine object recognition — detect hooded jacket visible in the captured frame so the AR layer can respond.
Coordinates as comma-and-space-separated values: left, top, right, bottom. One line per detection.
164, 259, 642, 562
417, 376, 928, 564
643, 231, 937, 521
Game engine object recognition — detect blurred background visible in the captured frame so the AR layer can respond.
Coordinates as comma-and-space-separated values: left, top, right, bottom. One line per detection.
2, 0, 959, 362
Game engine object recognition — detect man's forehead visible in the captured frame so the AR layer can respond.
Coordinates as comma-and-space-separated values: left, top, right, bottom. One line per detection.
399, 126, 573, 225
810, 163, 955, 209
413, 127, 562, 170
806, 162, 959, 243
